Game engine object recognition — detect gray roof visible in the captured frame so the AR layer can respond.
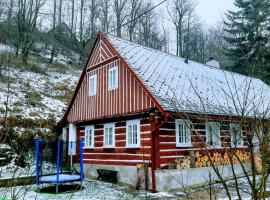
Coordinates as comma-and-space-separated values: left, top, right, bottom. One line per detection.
107, 35, 270, 117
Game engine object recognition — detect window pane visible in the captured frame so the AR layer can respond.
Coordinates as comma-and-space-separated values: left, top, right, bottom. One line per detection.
133, 125, 137, 144
128, 125, 132, 144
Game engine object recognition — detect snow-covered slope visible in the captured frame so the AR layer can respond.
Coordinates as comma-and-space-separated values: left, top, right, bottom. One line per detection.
0, 43, 81, 121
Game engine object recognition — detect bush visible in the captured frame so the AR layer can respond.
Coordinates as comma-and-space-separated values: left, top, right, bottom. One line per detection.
48, 62, 66, 73
25, 91, 42, 106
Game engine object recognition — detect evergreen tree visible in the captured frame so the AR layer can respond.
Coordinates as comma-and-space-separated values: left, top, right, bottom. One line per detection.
224, 0, 270, 83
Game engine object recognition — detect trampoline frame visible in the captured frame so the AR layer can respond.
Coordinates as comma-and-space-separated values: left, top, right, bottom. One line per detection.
35, 139, 84, 193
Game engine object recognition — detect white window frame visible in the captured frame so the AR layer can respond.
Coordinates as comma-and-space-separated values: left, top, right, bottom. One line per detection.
230, 123, 244, 147
88, 75, 97, 96
108, 66, 118, 90
175, 119, 192, 147
85, 125, 94, 148
206, 122, 221, 148
126, 119, 141, 148
104, 123, 115, 148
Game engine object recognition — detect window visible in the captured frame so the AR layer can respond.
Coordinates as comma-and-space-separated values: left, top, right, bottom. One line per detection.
206, 122, 221, 147
108, 67, 118, 90
126, 120, 140, 148
175, 119, 191, 147
104, 123, 115, 148
85, 126, 94, 148
89, 75, 97, 96
230, 123, 243, 147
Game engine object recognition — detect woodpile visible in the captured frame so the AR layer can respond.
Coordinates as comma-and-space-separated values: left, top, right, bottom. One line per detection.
168, 156, 191, 170
194, 150, 250, 168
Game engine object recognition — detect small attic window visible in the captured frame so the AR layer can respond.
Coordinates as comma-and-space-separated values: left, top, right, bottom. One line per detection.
89, 75, 97, 96
108, 66, 118, 90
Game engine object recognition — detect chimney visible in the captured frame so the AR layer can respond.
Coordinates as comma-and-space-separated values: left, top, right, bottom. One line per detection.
206, 57, 220, 68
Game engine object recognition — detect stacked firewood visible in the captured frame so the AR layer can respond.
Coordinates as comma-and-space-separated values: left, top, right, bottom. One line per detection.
194, 150, 250, 168
168, 156, 191, 170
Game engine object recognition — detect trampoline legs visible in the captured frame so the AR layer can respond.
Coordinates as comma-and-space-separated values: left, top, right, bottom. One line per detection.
56, 184, 58, 194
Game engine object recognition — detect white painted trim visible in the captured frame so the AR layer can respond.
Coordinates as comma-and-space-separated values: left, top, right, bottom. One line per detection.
83, 159, 150, 163
88, 74, 97, 96
103, 123, 115, 148
160, 155, 185, 158
85, 125, 95, 148
206, 122, 221, 148
141, 131, 151, 134
175, 119, 192, 147
159, 128, 175, 131
84, 152, 151, 156
126, 119, 141, 148
108, 66, 118, 90
141, 124, 151, 127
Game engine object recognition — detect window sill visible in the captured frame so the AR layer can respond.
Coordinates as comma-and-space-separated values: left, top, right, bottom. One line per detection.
89, 93, 96, 96
126, 145, 140, 149
103, 146, 115, 149
176, 144, 193, 148
84, 147, 94, 149
232, 145, 247, 148
108, 87, 118, 91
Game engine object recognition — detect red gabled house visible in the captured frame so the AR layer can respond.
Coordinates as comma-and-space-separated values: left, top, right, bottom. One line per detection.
58, 31, 270, 192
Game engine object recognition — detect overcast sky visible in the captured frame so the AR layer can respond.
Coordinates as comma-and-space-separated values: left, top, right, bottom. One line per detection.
195, 0, 235, 26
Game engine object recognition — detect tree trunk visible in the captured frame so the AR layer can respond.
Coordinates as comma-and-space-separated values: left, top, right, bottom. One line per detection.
71, 0, 75, 34
58, 0, 63, 24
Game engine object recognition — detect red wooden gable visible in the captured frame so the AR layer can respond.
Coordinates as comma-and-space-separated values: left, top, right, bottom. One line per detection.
65, 33, 158, 123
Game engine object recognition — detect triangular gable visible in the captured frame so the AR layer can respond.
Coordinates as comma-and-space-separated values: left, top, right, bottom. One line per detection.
88, 37, 116, 67
58, 32, 163, 126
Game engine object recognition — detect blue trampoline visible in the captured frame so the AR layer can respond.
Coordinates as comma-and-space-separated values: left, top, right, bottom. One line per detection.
35, 139, 84, 193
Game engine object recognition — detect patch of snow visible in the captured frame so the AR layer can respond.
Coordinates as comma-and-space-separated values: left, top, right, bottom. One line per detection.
0, 144, 11, 149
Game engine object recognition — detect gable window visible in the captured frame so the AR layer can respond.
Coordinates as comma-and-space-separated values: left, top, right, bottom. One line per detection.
85, 126, 94, 148
176, 119, 191, 147
89, 75, 97, 96
230, 123, 243, 147
104, 123, 115, 148
206, 122, 221, 147
108, 67, 118, 90
126, 120, 140, 148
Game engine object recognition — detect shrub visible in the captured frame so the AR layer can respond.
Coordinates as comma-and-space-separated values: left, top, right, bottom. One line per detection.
25, 91, 42, 106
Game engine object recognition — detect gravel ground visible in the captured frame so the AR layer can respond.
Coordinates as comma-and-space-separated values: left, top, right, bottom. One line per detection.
0, 178, 178, 200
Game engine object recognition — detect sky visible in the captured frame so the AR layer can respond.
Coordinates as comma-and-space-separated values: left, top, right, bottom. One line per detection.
195, 0, 236, 26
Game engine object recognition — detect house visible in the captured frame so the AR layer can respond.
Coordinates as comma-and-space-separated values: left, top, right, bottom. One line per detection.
58, 31, 270, 192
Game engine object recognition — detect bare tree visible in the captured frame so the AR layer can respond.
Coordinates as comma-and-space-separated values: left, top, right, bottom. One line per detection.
167, 0, 195, 57
50, 0, 57, 63
16, 0, 46, 64
127, 0, 142, 41
58, 0, 63, 24
70, 0, 75, 34
7, 0, 14, 21
166, 69, 270, 199
98, 0, 111, 33
89, 0, 98, 38
113, 0, 129, 37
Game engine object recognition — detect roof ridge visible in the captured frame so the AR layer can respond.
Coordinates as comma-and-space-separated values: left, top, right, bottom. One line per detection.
106, 34, 259, 81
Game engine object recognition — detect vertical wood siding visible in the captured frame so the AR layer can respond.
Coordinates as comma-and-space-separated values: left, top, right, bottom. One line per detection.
67, 39, 155, 123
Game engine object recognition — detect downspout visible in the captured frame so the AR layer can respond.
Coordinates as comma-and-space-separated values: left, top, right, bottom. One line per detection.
150, 112, 169, 193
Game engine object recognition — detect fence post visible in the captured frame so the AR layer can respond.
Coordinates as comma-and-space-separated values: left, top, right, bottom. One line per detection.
56, 140, 61, 193
35, 140, 40, 188
80, 139, 84, 181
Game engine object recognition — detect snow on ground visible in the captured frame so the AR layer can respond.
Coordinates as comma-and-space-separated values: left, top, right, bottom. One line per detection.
0, 160, 55, 179
0, 44, 14, 53
1, 175, 269, 199
0, 53, 80, 121
0, 179, 177, 200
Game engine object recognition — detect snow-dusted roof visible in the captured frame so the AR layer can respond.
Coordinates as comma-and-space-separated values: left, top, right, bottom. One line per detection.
107, 35, 270, 117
